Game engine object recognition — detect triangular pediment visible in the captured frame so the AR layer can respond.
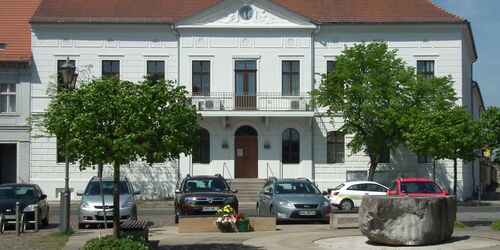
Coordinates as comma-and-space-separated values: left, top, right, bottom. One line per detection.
176, 0, 315, 29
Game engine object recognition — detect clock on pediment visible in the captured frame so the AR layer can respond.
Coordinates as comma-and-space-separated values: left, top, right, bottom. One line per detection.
239, 5, 254, 20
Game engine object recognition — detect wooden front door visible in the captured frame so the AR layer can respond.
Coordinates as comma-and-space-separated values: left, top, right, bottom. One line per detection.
235, 60, 256, 110
234, 126, 258, 178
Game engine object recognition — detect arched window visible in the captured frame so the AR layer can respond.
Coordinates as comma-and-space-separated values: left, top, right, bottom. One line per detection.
193, 128, 210, 164
282, 128, 300, 164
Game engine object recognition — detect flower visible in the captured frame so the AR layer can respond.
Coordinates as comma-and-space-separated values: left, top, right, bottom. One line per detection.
232, 212, 248, 223
215, 205, 235, 217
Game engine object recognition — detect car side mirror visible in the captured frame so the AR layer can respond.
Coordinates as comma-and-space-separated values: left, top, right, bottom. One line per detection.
263, 190, 272, 196
387, 190, 396, 195
133, 191, 141, 195
322, 191, 328, 196
443, 191, 449, 195
76, 192, 83, 196
231, 188, 238, 193
40, 194, 47, 200
175, 189, 181, 194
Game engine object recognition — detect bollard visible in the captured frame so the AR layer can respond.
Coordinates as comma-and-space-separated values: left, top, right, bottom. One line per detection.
0, 214, 5, 234
34, 205, 39, 232
15, 202, 20, 236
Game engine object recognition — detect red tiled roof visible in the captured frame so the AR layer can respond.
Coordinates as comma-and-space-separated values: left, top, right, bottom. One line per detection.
31, 0, 464, 24
0, 0, 41, 63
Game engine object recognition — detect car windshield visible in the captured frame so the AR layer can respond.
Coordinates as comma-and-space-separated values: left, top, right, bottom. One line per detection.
275, 182, 321, 194
0, 186, 36, 199
84, 181, 131, 195
183, 178, 228, 192
400, 182, 442, 194
332, 183, 345, 190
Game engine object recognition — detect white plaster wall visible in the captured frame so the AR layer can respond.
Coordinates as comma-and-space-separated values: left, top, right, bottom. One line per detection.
30, 23, 179, 200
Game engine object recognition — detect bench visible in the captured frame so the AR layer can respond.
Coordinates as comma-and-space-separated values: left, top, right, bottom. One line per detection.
120, 220, 151, 242
329, 210, 359, 229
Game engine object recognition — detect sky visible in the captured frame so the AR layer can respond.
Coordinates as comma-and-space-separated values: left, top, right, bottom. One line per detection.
432, 0, 500, 107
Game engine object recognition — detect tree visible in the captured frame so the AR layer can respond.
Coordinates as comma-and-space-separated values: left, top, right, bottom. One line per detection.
480, 106, 500, 164
403, 106, 482, 195
310, 41, 456, 180
40, 76, 200, 237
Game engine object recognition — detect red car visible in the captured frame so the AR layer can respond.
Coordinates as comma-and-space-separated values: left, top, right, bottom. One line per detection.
387, 178, 449, 197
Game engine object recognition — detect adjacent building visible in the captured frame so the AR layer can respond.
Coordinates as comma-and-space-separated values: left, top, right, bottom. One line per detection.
8, 0, 485, 200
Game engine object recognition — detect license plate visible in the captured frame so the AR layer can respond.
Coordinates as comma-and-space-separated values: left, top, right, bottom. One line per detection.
299, 210, 316, 216
3, 214, 15, 220
97, 211, 113, 216
202, 207, 219, 212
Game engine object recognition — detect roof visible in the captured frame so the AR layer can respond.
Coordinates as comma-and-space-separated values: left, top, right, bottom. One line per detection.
0, 183, 39, 187
0, 0, 41, 63
31, 0, 464, 24
396, 178, 436, 182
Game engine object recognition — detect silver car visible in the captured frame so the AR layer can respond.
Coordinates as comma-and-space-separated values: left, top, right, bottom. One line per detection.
256, 178, 331, 223
77, 176, 140, 228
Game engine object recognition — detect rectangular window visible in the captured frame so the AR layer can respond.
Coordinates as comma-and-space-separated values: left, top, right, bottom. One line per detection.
346, 171, 367, 182
327, 60, 336, 73
192, 61, 210, 95
282, 60, 300, 96
327, 131, 345, 163
146, 61, 165, 82
417, 60, 434, 78
0, 83, 16, 113
102, 60, 120, 78
417, 155, 434, 163
379, 146, 390, 164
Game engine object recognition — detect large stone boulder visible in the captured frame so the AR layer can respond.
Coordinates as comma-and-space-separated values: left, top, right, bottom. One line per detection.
359, 195, 456, 246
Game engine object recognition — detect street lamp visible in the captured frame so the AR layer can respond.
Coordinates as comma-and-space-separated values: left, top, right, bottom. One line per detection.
58, 57, 78, 233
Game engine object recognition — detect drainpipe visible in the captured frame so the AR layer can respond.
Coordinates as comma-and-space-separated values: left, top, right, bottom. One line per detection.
171, 24, 180, 86
310, 24, 321, 184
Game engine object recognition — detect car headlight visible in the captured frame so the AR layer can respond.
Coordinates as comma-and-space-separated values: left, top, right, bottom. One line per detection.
224, 197, 236, 203
321, 201, 330, 207
23, 204, 37, 212
184, 197, 196, 205
278, 200, 294, 209
80, 202, 90, 209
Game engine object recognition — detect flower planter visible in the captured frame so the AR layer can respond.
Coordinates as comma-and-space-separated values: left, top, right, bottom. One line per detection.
235, 220, 249, 232
217, 222, 234, 233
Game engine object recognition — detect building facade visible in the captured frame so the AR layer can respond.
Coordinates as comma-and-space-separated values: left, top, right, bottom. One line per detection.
26, 0, 481, 200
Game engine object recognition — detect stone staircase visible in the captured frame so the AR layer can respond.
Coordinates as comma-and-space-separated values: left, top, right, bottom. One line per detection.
228, 178, 266, 208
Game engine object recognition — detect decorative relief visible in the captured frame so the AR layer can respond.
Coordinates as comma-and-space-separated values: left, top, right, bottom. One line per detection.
196, 37, 207, 47
240, 37, 251, 47
286, 38, 296, 47
420, 40, 432, 48
105, 39, 117, 48
212, 6, 291, 25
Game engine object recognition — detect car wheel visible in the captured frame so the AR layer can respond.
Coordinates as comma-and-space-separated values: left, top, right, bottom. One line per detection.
78, 223, 85, 229
174, 210, 179, 224
339, 199, 354, 211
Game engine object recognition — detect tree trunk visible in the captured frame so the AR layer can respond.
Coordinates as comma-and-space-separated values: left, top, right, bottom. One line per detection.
112, 161, 121, 238
453, 158, 457, 196
368, 155, 378, 181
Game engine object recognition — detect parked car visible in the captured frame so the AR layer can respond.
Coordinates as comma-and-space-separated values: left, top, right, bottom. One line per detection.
174, 174, 238, 223
0, 183, 49, 227
387, 178, 448, 197
329, 181, 388, 210
77, 176, 140, 229
256, 178, 331, 223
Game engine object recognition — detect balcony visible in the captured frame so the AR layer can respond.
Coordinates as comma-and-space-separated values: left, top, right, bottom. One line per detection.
190, 92, 312, 113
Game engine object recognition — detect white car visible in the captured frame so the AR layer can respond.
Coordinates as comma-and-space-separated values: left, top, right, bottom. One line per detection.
329, 181, 388, 210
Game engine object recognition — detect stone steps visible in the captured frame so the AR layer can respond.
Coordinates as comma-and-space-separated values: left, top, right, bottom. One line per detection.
228, 178, 266, 205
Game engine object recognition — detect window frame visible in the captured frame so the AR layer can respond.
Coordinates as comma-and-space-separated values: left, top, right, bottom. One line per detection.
416, 60, 435, 79
327, 131, 345, 163
0, 83, 17, 113
192, 128, 210, 164
101, 59, 121, 79
282, 128, 300, 164
192, 60, 211, 95
417, 154, 434, 164
281, 60, 300, 96
326, 60, 336, 73
146, 60, 165, 82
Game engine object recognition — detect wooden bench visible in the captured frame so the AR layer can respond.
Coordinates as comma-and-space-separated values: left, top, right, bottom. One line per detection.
120, 220, 151, 242
329, 210, 359, 229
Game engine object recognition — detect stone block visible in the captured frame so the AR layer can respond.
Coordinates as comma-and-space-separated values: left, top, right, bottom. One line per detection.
359, 195, 456, 246
329, 212, 359, 229
178, 216, 276, 233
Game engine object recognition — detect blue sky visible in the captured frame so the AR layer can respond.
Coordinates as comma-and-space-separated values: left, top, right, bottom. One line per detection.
432, 0, 500, 107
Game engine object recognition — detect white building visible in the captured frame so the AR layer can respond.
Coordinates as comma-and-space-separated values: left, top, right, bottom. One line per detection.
26, 0, 482, 200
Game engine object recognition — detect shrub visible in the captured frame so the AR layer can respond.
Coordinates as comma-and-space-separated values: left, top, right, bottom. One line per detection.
491, 220, 500, 231
82, 236, 151, 250
454, 220, 467, 228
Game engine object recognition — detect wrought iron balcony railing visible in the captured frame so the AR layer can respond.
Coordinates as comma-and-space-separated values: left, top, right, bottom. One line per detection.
190, 92, 312, 111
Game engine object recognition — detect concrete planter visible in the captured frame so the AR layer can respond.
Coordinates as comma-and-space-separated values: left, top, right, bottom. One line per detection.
359, 195, 456, 246
178, 216, 276, 233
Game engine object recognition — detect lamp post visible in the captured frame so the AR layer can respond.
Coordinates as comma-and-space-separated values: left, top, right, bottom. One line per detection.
58, 57, 78, 233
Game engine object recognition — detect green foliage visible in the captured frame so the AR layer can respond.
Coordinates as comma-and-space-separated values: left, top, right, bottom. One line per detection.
50, 227, 75, 237
491, 220, 500, 231
480, 106, 500, 164
310, 41, 456, 180
453, 220, 467, 228
82, 236, 151, 250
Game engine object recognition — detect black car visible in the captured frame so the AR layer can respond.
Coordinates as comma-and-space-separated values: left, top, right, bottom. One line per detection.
174, 174, 238, 223
0, 183, 49, 227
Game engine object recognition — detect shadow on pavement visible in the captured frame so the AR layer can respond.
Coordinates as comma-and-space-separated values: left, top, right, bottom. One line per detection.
366, 236, 471, 247
464, 221, 493, 227
154, 243, 264, 250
